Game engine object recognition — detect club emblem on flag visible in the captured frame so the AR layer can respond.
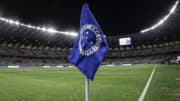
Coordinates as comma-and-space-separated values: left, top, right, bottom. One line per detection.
79, 24, 102, 56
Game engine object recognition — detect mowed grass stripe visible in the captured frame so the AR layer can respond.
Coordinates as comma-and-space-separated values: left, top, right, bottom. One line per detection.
144, 64, 180, 101
0, 65, 153, 101
138, 65, 157, 101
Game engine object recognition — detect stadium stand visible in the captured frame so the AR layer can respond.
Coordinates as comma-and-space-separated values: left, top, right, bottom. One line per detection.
0, 41, 179, 66
0, 45, 68, 66
104, 42, 180, 65
0, 0, 180, 67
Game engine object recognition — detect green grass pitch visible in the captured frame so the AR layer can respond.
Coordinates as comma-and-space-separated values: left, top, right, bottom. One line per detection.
0, 64, 179, 101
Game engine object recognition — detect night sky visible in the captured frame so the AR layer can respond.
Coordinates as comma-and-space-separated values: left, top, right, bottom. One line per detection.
0, 0, 176, 35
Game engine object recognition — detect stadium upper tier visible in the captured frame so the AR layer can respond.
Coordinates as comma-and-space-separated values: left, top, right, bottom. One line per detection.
0, 1, 180, 48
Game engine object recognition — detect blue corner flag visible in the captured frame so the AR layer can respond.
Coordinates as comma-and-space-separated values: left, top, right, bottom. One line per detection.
68, 3, 109, 80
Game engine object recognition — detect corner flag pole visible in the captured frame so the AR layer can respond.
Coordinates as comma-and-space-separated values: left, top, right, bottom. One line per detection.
85, 77, 90, 101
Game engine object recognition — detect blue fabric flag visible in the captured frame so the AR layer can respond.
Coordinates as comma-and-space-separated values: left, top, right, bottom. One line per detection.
68, 3, 109, 80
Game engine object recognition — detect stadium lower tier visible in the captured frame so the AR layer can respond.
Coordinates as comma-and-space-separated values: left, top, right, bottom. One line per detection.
0, 56, 65, 66
0, 44, 179, 66
103, 53, 180, 65
0, 53, 179, 66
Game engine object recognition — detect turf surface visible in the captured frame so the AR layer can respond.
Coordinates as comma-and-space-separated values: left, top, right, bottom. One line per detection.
0, 64, 179, 101
144, 64, 180, 101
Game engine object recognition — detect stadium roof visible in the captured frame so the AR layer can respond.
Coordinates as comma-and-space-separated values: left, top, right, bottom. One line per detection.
0, 0, 179, 48
0, 0, 177, 34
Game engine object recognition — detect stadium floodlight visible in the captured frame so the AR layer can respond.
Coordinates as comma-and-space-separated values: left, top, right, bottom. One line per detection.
14, 21, 20, 25
5, 19, 9, 23
66, 32, 78, 36
27, 24, 31, 28
20, 23, 25, 26
140, 0, 179, 33
70, 32, 78, 36
36, 26, 41, 30
47, 28, 57, 33
170, 1, 179, 13
0, 17, 6, 21
27, 24, 35, 29
41, 27, 47, 31
54, 31, 78, 36
6, 19, 20, 26
31, 26, 36, 29
0, 15, 78, 36
8, 19, 15, 24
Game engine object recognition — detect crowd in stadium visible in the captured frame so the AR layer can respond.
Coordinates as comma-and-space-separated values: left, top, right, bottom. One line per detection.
0, 40, 179, 66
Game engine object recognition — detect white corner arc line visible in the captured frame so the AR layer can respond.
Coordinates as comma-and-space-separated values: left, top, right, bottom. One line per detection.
138, 65, 157, 101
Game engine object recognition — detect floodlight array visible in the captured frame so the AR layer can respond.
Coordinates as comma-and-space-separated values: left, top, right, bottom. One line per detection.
140, 0, 179, 33
0, 16, 78, 36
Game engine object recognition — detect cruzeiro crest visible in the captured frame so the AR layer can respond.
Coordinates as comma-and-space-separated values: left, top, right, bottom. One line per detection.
79, 24, 102, 56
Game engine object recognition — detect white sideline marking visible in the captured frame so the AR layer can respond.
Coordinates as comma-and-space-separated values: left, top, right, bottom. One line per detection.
138, 65, 157, 101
